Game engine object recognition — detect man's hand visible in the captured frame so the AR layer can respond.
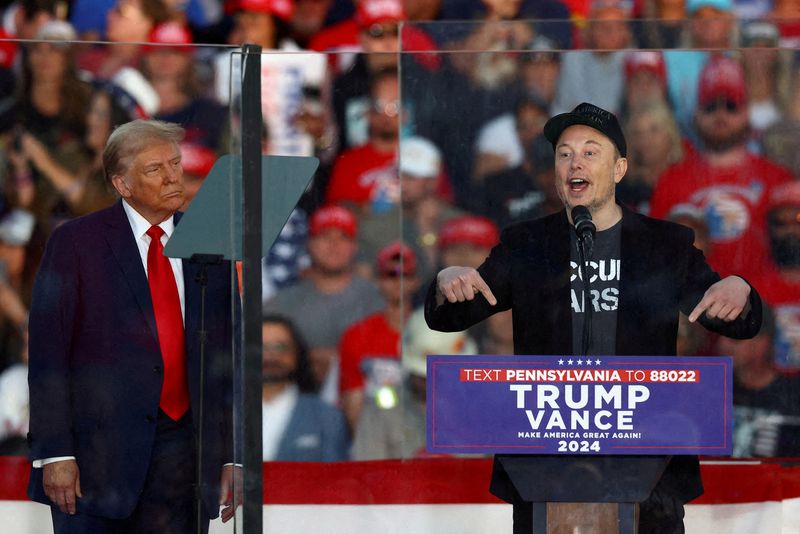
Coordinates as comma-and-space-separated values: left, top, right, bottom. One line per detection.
43, 459, 81, 515
436, 266, 497, 306
688, 276, 751, 323
219, 464, 242, 523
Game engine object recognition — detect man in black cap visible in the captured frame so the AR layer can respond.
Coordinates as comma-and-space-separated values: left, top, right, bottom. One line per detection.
425, 102, 763, 532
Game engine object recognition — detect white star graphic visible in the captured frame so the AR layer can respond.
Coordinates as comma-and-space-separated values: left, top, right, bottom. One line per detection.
577, 359, 584, 366
595, 359, 602, 365
586, 359, 593, 366
567, 359, 574, 365
558, 359, 564, 365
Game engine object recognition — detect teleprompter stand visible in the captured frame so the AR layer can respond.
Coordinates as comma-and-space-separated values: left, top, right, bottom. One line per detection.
498, 455, 670, 533
164, 152, 318, 533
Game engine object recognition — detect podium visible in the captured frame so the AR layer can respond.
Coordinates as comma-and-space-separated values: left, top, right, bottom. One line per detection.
498, 455, 669, 533
426, 354, 734, 534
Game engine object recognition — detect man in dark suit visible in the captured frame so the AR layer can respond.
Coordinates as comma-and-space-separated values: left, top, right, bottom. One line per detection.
425, 103, 762, 533
27, 120, 236, 533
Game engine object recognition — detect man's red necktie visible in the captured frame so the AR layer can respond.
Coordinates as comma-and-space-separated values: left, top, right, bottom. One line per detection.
146, 225, 190, 421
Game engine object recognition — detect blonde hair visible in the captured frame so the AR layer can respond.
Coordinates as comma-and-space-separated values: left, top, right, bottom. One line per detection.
624, 103, 684, 165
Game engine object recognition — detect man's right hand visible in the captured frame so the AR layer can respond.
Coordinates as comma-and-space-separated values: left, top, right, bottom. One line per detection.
436, 266, 497, 306
43, 459, 81, 515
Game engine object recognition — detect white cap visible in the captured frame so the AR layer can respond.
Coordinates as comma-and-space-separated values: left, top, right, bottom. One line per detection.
401, 308, 477, 377
399, 136, 442, 179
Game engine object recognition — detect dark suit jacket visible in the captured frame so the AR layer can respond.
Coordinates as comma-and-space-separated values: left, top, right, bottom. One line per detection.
425, 205, 762, 504
27, 201, 235, 519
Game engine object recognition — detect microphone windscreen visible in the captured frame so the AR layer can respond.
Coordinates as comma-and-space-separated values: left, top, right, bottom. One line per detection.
571, 205, 596, 239
571, 205, 591, 224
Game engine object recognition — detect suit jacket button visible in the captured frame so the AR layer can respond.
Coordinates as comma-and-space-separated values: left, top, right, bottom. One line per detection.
153, 366, 161, 374
146, 415, 155, 423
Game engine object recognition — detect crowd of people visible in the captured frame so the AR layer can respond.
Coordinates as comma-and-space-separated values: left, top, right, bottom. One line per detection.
0, 0, 797, 462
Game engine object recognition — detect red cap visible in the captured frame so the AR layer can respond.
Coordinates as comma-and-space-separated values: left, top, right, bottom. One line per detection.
146, 22, 193, 51
439, 216, 499, 250
179, 143, 216, 177
698, 56, 747, 107
768, 182, 800, 211
624, 51, 666, 87
356, 0, 404, 27
226, 0, 293, 20
309, 206, 357, 238
376, 241, 416, 276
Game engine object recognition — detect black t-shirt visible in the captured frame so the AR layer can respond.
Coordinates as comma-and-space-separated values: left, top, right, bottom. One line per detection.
570, 220, 622, 356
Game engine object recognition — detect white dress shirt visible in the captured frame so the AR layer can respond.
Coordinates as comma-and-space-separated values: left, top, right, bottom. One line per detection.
121, 200, 186, 323
262, 385, 298, 461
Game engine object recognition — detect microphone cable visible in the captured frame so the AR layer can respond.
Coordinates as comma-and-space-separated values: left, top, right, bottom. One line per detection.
577, 237, 592, 357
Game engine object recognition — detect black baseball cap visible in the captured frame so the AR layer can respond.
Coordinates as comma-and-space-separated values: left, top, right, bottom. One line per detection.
543, 102, 627, 157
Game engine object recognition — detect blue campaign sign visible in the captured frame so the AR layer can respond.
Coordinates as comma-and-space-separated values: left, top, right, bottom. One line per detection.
427, 355, 733, 455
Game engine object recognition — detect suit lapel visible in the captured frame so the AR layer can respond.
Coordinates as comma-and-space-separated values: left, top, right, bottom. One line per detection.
103, 201, 159, 340
182, 260, 200, 355
542, 212, 572, 354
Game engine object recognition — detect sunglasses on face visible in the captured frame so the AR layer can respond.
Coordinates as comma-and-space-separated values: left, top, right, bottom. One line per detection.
701, 99, 741, 114
365, 23, 399, 39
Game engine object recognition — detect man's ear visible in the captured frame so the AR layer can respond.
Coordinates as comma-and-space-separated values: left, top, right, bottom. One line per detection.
111, 175, 132, 199
614, 157, 627, 184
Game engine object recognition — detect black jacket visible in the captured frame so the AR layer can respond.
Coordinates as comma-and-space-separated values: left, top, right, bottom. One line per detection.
425, 204, 762, 504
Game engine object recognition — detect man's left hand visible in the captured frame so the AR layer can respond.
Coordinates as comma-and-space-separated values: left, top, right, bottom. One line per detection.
688, 276, 751, 323
219, 464, 242, 523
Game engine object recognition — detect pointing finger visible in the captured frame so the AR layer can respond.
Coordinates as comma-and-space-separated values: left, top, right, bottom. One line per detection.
474, 276, 497, 306
688, 297, 710, 323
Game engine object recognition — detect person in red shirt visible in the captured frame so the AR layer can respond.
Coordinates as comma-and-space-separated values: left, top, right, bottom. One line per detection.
309, 0, 439, 77
650, 56, 793, 281
338, 241, 419, 430
325, 68, 398, 211
751, 182, 800, 369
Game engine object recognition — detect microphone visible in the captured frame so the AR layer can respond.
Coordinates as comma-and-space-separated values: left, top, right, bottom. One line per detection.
572, 205, 595, 356
571, 205, 596, 244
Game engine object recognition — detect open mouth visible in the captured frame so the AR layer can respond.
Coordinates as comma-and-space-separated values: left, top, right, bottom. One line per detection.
569, 178, 589, 193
